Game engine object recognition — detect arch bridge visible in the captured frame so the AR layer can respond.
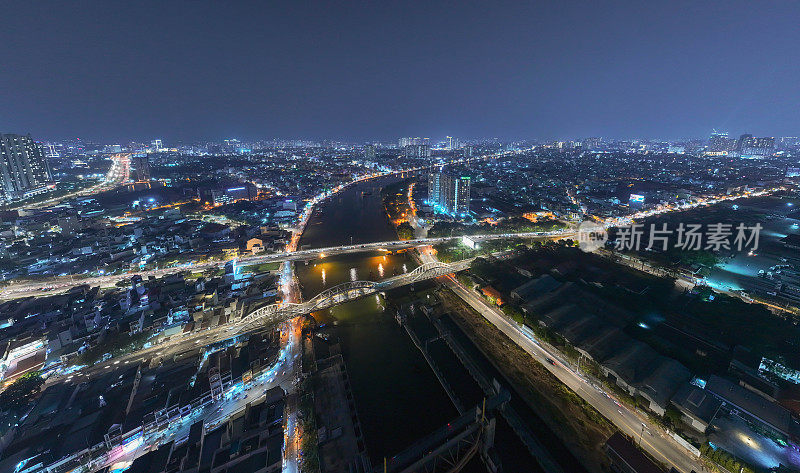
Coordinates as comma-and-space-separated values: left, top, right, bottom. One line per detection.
238, 260, 471, 329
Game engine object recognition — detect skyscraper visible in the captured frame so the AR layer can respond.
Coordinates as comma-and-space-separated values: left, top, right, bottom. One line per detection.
706, 132, 735, 154
398, 137, 429, 148
0, 134, 53, 202
736, 134, 774, 157
404, 143, 431, 158
734, 133, 753, 153
428, 172, 442, 205
453, 176, 470, 214
427, 171, 470, 216
131, 155, 151, 182
582, 137, 603, 151
364, 144, 376, 160
778, 137, 799, 149
45, 144, 60, 158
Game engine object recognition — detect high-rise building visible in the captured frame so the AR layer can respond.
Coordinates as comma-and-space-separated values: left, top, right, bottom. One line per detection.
364, 144, 376, 160
453, 175, 470, 214
736, 134, 774, 157
427, 171, 470, 216
446, 136, 458, 150
428, 172, 441, 205
706, 132, 736, 154
778, 137, 799, 149
45, 144, 60, 158
150, 139, 163, 151
582, 137, 603, 151
399, 137, 429, 148
0, 133, 53, 202
734, 134, 752, 153
404, 144, 431, 158
131, 155, 151, 182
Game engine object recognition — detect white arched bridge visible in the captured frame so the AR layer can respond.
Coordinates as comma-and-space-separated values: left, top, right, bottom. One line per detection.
238, 260, 471, 329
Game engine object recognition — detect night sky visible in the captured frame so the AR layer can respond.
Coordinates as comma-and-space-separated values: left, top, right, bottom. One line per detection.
1, 1, 799, 142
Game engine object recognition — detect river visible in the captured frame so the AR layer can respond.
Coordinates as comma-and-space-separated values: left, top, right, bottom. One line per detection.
295, 177, 573, 472
297, 177, 462, 463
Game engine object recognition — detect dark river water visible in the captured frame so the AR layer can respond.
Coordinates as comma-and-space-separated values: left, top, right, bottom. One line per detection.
295, 177, 577, 472
299, 178, 400, 249
297, 178, 460, 463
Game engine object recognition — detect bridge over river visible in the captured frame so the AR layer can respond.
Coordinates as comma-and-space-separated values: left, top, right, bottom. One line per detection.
237, 260, 472, 330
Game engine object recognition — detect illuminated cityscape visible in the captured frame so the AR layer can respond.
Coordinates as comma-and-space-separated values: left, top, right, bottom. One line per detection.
0, 134, 53, 202
1, 3, 800, 473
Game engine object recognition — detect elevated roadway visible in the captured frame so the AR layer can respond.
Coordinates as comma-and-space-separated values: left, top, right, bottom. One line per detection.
50, 259, 474, 386
0, 230, 573, 299
9, 153, 131, 211
417, 247, 705, 473
34, 259, 476, 473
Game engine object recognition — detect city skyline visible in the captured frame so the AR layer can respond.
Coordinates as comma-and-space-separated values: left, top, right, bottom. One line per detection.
2, 2, 800, 142
3, 3, 800, 473
7, 130, 800, 148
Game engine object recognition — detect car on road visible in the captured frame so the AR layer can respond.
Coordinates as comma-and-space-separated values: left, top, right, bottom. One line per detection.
545, 357, 556, 365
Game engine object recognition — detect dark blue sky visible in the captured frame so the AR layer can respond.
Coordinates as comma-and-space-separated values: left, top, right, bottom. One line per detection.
1, 1, 799, 142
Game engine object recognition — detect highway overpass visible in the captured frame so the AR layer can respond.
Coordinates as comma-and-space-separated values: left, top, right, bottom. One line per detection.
0, 230, 574, 299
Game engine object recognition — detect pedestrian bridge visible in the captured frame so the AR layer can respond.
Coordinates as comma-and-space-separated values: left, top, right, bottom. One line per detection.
239, 260, 472, 329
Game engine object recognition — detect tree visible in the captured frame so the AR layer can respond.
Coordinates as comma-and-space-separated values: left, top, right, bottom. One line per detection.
501, 304, 526, 324
663, 405, 683, 429
396, 222, 414, 240
0, 372, 44, 411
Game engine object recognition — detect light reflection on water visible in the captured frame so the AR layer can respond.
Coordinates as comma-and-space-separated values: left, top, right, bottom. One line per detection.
306, 253, 416, 295
293, 178, 466, 465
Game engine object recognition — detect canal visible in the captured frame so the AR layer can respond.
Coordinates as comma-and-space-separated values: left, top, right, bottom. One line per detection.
295, 177, 574, 472
297, 177, 461, 463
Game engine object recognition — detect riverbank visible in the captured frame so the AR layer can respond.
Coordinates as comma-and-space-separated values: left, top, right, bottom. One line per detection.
296, 174, 584, 470
438, 287, 614, 473
295, 176, 460, 463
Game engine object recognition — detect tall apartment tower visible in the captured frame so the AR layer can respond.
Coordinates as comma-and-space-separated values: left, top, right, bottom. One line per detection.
0, 133, 53, 202
707, 132, 735, 154
131, 155, 152, 182
428, 172, 442, 204
453, 175, 470, 214
427, 171, 470, 216
364, 144, 376, 160
736, 134, 774, 157
404, 144, 431, 158
399, 137, 429, 147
